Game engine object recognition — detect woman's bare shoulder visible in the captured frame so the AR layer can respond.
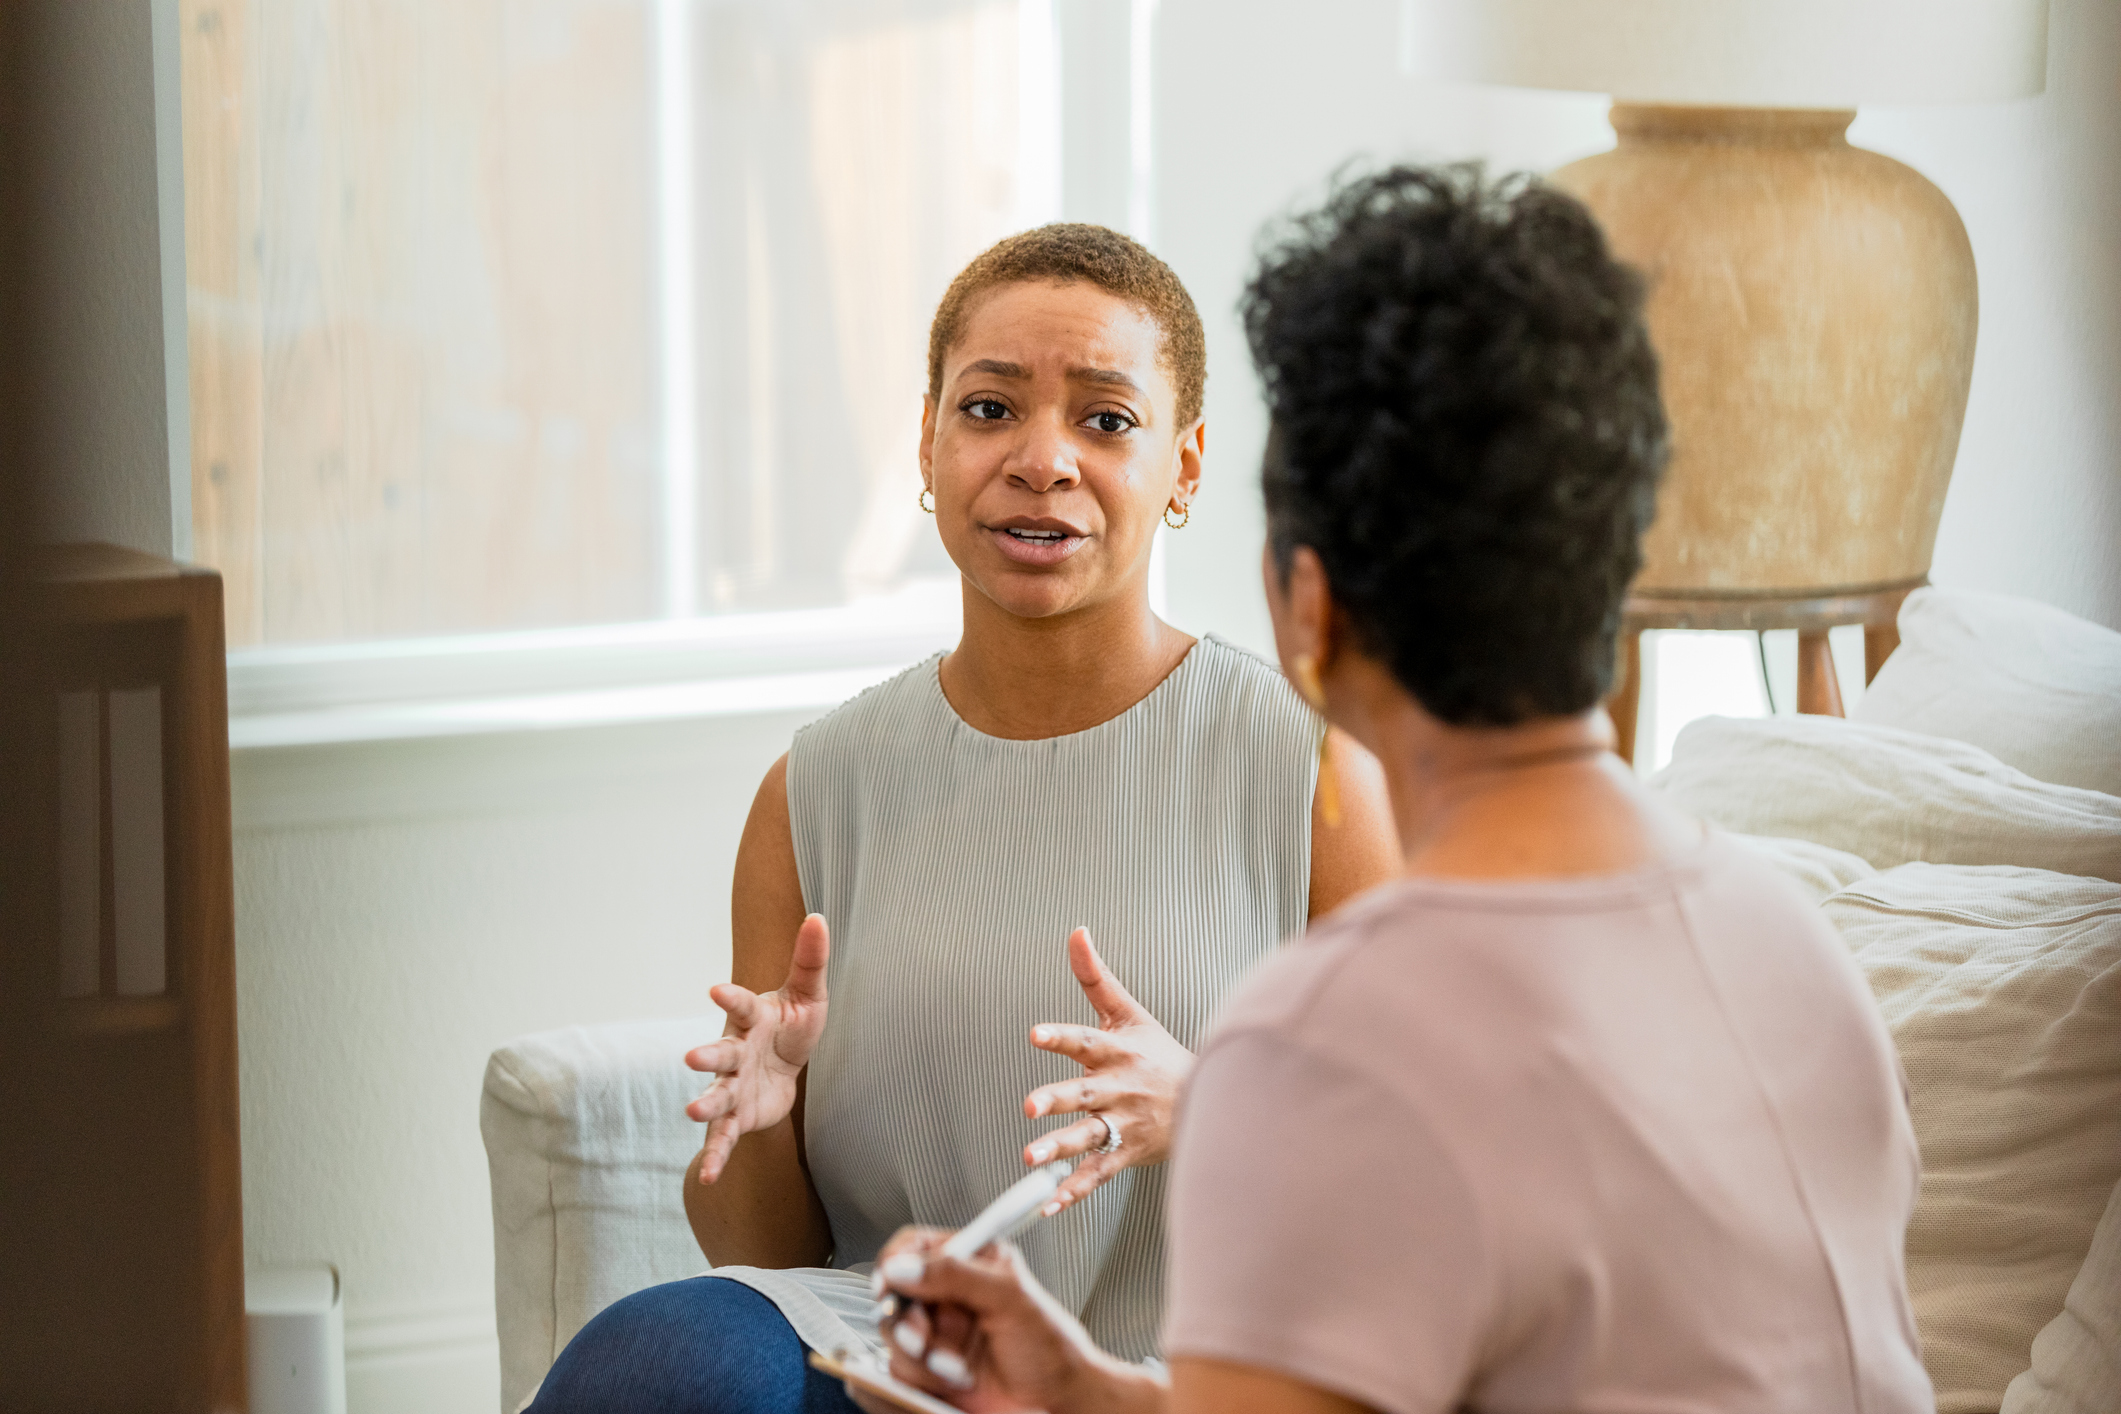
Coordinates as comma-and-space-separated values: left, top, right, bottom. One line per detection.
788, 654, 947, 757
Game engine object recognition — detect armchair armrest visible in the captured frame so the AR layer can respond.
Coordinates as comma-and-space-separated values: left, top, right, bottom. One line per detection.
481, 1018, 715, 1412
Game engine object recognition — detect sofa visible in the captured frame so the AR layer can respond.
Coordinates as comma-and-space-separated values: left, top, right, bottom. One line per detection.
482, 586, 2121, 1414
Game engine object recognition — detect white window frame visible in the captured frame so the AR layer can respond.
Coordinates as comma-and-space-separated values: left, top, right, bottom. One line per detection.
225, 594, 963, 749
221, 0, 1163, 750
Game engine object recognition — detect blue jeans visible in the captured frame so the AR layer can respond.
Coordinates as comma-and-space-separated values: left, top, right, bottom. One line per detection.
527, 1276, 862, 1414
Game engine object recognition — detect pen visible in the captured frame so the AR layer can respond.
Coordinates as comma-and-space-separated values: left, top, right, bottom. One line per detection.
941, 1160, 1071, 1258
873, 1160, 1071, 1324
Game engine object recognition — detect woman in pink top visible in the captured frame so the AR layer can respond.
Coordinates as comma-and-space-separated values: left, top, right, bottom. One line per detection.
857, 163, 1934, 1414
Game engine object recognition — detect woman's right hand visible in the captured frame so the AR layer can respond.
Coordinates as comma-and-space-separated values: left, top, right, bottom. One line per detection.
865, 1228, 1154, 1414
684, 913, 831, 1184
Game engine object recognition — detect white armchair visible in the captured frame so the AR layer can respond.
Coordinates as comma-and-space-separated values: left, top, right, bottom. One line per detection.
480, 1018, 715, 1413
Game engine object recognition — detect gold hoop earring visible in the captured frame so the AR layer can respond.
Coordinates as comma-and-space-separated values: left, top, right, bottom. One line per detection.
1290, 654, 1326, 710
918, 486, 935, 514
1163, 501, 1190, 530
1314, 729, 1342, 828
1290, 654, 1341, 827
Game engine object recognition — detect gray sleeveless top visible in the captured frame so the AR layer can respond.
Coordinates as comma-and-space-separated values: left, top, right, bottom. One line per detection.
708, 634, 1316, 1362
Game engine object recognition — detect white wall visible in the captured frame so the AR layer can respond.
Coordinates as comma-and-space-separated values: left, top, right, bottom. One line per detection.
1154, 0, 1613, 652
218, 3, 2119, 1412
1157, 0, 2121, 647
232, 712, 804, 1410
1854, 0, 2121, 630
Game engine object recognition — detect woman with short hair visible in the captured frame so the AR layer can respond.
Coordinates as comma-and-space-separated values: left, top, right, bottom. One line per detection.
527, 223, 1400, 1412
861, 166, 1934, 1414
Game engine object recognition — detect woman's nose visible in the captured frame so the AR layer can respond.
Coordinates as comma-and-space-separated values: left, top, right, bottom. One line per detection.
1006, 419, 1081, 493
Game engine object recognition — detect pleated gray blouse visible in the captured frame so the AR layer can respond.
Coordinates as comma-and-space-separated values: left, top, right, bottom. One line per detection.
708, 634, 1318, 1362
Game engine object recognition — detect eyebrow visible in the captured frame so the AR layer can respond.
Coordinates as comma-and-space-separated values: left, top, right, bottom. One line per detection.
960, 358, 1144, 395
1074, 367, 1143, 394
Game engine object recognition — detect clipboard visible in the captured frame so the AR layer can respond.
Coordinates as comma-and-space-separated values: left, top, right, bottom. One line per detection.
807, 1347, 967, 1414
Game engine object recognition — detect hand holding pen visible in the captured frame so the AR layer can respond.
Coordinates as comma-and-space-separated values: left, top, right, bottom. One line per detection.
862, 1192, 1163, 1414
869, 1162, 1070, 1391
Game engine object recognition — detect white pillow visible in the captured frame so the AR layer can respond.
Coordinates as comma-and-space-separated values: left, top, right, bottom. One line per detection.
1825, 865, 2121, 1414
1654, 715, 2121, 883
1727, 832, 1876, 903
1856, 588, 2121, 798
2003, 1177, 2121, 1414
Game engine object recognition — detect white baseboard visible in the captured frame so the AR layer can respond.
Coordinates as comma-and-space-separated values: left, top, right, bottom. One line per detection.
344, 1298, 500, 1414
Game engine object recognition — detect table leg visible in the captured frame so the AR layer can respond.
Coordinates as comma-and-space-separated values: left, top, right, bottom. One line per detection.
1608, 629, 1644, 763
1797, 630, 1845, 717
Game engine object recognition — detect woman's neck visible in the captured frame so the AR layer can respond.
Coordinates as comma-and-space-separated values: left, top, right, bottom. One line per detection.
938, 579, 1195, 740
1334, 657, 1697, 881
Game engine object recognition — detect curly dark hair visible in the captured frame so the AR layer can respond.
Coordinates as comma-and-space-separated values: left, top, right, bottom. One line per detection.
1244, 163, 1667, 725
930, 223, 1207, 426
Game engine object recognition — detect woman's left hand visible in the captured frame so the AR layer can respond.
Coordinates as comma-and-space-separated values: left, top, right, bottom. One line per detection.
1021, 929, 1194, 1214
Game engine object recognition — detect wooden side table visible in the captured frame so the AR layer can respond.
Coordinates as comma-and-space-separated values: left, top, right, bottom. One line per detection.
1608, 580, 1920, 765
1, 544, 246, 1411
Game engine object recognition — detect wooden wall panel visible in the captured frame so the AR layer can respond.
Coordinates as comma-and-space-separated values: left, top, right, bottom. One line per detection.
184, 0, 658, 647
428, 0, 661, 635
182, 0, 1031, 648
182, 0, 265, 647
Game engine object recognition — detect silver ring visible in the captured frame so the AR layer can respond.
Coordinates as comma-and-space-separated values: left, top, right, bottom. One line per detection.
1091, 1114, 1122, 1155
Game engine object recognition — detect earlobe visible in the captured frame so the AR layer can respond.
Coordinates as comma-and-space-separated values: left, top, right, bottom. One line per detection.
1288, 546, 1336, 671
1164, 421, 1205, 531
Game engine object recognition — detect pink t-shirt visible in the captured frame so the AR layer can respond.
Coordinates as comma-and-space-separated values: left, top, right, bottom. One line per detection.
1164, 833, 1932, 1414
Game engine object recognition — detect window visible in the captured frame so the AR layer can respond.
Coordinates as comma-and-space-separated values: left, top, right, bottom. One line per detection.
179, 0, 1089, 659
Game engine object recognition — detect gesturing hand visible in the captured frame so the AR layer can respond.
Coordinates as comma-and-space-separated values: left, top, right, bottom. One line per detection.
1020, 928, 1194, 1214
684, 913, 830, 1184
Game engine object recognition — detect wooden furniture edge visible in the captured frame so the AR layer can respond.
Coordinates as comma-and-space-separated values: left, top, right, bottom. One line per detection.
1608, 580, 1923, 765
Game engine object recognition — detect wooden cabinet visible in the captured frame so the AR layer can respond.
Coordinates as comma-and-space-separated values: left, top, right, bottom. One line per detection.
0, 544, 245, 1412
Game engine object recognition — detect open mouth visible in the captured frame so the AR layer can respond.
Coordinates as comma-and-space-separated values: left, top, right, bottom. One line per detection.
988, 523, 1084, 565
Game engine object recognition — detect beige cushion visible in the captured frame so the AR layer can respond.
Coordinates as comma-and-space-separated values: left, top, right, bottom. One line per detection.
1655, 715, 2121, 884
1856, 588, 2121, 798
1826, 865, 2121, 1414
2002, 1177, 2121, 1414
